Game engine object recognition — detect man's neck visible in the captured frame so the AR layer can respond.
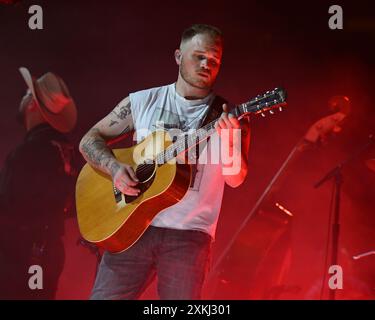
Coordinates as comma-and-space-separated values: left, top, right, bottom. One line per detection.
175, 75, 211, 100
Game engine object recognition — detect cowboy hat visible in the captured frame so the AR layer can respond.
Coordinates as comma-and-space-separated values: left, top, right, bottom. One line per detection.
19, 67, 77, 133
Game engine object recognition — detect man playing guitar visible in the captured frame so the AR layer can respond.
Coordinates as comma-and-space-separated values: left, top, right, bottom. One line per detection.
79, 24, 251, 300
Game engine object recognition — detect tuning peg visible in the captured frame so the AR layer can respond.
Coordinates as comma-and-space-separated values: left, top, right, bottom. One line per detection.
269, 110, 274, 114
261, 113, 266, 117
279, 106, 283, 111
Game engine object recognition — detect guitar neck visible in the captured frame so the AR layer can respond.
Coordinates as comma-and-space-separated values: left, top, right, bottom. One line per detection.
155, 105, 243, 165
155, 87, 287, 165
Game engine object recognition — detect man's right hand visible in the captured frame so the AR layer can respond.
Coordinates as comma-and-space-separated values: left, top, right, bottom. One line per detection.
110, 162, 140, 196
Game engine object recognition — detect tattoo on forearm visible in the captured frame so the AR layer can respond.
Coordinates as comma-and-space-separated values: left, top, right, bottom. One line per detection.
112, 102, 131, 120
109, 119, 119, 127
80, 129, 117, 175
109, 162, 121, 176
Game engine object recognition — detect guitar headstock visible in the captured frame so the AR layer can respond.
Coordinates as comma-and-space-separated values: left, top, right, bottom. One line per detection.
236, 87, 287, 119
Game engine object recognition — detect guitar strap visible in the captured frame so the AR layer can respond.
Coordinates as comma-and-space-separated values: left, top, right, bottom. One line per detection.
201, 94, 228, 128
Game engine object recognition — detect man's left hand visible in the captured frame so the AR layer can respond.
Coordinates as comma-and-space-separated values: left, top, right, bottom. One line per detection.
214, 103, 240, 145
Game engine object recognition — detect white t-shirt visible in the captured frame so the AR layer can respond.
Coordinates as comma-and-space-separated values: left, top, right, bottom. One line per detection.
128, 83, 226, 238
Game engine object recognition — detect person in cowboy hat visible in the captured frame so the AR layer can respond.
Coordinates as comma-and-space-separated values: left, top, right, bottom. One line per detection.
0, 67, 78, 299
17, 67, 77, 133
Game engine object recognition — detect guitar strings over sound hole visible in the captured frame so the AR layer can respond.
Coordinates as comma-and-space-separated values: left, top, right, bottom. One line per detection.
135, 162, 156, 183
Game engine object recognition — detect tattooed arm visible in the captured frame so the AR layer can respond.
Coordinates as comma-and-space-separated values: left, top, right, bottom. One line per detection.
79, 96, 140, 196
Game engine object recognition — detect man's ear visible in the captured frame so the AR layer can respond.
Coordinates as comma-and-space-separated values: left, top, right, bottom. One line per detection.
174, 49, 182, 65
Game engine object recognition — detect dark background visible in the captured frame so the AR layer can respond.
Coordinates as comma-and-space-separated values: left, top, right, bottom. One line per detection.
1, 0, 374, 299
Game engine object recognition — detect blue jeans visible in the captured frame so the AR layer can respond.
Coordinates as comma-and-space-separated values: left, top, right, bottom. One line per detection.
90, 226, 212, 300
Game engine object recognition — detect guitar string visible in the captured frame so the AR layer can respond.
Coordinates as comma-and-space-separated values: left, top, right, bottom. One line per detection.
133, 104, 243, 176
133, 118, 218, 177
133, 92, 282, 176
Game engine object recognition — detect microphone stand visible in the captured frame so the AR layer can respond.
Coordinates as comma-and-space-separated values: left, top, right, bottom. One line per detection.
314, 134, 374, 300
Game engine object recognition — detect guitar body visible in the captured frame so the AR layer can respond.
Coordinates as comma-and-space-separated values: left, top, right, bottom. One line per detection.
76, 130, 191, 253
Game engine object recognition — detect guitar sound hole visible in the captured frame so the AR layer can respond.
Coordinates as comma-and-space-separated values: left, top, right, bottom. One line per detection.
124, 162, 156, 204
136, 162, 156, 183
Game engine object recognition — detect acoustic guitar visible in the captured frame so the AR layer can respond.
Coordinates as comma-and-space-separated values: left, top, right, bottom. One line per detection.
76, 88, 287, 253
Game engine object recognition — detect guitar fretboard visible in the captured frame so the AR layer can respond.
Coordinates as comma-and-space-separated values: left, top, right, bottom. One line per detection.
155, 105, 245, 164
154, 87, 286, 165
